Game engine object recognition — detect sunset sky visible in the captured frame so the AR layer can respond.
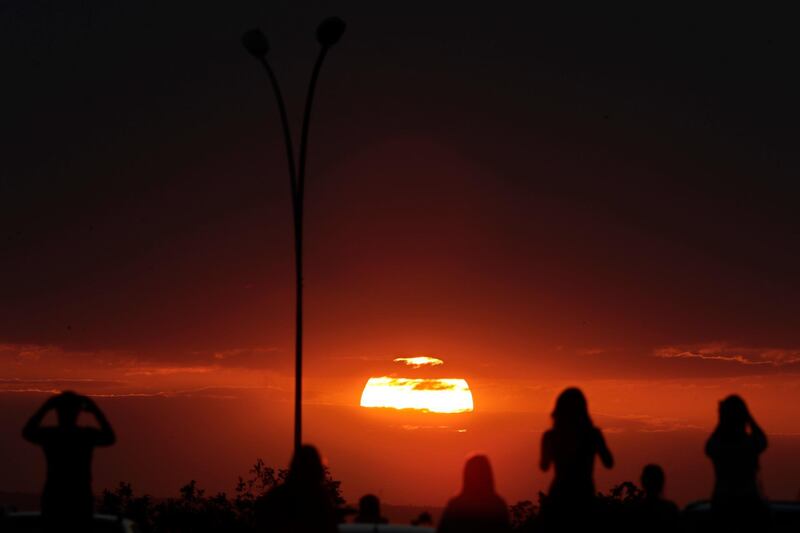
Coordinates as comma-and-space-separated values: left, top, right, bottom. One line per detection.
2, 2, 800, 509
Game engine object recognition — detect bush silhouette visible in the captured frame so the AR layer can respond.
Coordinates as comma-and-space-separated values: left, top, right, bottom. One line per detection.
96, 458, 347, 533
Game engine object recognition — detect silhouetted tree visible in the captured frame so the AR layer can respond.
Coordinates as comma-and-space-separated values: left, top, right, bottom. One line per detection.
97, 482, 154, 531
508, 499, 538, 531
94, 457, 347, 533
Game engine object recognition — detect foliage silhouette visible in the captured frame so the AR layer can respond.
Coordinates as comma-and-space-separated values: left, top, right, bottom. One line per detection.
96, 458, 346, 533
508, 482, 648, 532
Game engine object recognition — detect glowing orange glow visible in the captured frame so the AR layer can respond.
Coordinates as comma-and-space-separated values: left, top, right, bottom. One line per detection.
393, 356, 444, 368
359, 376, 474, 413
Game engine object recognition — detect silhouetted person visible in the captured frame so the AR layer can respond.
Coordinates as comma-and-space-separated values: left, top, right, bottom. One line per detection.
635, 464, 679, 532
255, 444, 337, 533
22, 391, 115, 531
354, 493, 387, 524
412, 511, 434, 527
438, 454, 510, 533
706, 395, 770, 532
539, 388, 613, 528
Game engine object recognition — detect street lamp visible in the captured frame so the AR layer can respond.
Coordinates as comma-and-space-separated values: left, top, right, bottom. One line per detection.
242, 17, 346, 452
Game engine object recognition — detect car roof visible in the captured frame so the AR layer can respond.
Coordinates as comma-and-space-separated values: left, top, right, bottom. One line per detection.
3, 511, 134, 524
684, 500, 800, 513
339, 525, 435, 533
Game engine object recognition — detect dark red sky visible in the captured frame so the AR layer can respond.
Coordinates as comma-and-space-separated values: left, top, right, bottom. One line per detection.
2, 2, 800, 507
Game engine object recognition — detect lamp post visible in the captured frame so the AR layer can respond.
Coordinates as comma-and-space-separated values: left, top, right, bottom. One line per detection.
242, 17, 346, 452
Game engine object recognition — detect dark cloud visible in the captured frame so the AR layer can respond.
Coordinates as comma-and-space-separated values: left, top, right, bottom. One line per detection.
655, 343, 800, 367
412, 380, 456, 391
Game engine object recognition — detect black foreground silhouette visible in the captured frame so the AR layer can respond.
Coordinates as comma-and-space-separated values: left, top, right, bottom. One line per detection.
538, 387, 614, 529
354, 493, 388, 524
438, 454, 511, 533
6, 388, 798, 532
705, 394, 770, 532
255, 444, 338, 533
21, 391, 116, 531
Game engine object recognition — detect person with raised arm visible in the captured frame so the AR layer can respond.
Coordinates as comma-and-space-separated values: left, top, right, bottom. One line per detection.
23, 391, 115, 530
706, 394, 770, 531
539, 387, 614, 529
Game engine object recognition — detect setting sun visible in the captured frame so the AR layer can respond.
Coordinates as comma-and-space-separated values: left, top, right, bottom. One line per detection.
359, 377, 474, 413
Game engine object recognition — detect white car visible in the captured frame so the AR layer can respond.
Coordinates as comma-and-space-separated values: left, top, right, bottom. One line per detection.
0, 511, 140, 533
339, 525, 435, 533
683, 500, 800, 532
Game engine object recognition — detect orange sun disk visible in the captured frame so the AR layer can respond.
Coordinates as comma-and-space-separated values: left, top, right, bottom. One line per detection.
359, 376, 474, 413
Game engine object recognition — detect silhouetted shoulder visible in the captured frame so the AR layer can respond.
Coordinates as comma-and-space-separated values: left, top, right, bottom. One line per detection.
591, 426, 607, 451
540, 429, 555, 470
705, 431, 720, 457
438, 494, 510, 533
593, 426, 614, 468
23, 426, 57, 444
541, 429, 555, 450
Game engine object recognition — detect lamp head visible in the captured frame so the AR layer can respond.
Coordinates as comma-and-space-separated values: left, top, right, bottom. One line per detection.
316, 17, 346, 48
242, 28, 270, 58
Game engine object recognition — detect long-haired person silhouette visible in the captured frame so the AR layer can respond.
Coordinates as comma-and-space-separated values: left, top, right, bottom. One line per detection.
706, 395, 771, 531
255, 444, 337, 533
539, 388, 613, 527
437, 454, 510, 533
22, 391, 115, 531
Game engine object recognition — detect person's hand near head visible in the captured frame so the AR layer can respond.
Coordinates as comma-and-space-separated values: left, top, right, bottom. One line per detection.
82, 395, 99, 414
43, 394, 61, 410
23, 394, 62, 442
81, 394, 116, 446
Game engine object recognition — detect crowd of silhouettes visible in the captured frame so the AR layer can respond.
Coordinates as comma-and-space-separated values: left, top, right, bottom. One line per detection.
11, 387, 779, 532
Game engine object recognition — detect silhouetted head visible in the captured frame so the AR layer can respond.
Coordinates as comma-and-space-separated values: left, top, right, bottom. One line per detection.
552, 387, 593, 430
718, 395, 749, 433
55, 391, 82, 427
287, 444, 325, 488
412, 511, 433, 526
641, 464, 665, 498
461, 454, 496, 497
357, 494, 381, 522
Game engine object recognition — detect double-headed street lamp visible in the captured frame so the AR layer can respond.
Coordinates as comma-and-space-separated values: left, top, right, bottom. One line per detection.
242, 17, 346, 452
